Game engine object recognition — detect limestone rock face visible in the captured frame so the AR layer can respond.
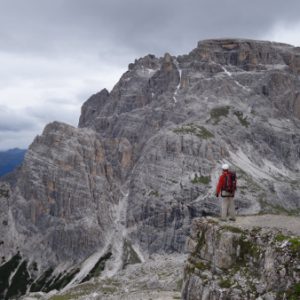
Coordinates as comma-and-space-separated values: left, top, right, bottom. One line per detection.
182, 218, 300, 300
79, 38, 300, 254
1, 122, 120, 268
1, 39, 300, 297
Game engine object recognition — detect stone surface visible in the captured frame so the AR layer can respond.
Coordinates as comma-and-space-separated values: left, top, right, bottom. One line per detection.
182, 217, 300, 300
1, 38, 300, 298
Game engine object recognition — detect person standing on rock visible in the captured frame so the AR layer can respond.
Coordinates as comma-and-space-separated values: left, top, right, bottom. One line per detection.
215, 164, 237, 221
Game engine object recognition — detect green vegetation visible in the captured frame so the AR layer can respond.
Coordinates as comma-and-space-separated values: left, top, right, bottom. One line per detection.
149, 190, 159, 197
6, 260, 31, 300
195, 231, 206, 252
31, 266, 80, 293
185, 264, 195, 274
30, 267, 53, 292
289, 238, 300, 256
221, 225, 244, 234
234, 236, 260, 264
275, 234, 300, 258
173, 124, 214, 139
275, 234, 287, 242
176, 279, 183, 291
194, 261, 209, 270
0, 253, 22, 299
48, 268, 80, 292
210, 106, 230, 124
286, 283, 300, 300
49, 295, 78, 300
191, 174, 210, 185
102, 286, 118, 294
219, 277, 232, 288
234, 111, 249, 127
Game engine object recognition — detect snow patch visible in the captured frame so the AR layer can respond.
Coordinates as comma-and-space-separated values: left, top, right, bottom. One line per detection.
229, 148, 294, 182
229, 148, 273, 181
221, 66, 232, 77
221, 66, 251, 92
173, 60, 182, 103
137, 67, 156, 77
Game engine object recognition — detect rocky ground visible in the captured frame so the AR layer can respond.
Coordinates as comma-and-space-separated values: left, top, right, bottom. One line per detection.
22, 214, 300, 300
22, 254, 185, 300
235, 214, 300, 236
182, 215, 300, 300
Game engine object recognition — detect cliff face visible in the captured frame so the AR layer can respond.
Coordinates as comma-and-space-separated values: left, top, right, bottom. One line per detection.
182, 218, 300, 299
79, 39, 300, 254
1, 39, 300, 297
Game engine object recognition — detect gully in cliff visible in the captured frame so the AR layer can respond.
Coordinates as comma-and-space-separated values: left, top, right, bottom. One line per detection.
215, 163, 237, 221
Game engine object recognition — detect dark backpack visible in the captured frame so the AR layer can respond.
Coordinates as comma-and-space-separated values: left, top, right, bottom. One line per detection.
222, 171, 236, 195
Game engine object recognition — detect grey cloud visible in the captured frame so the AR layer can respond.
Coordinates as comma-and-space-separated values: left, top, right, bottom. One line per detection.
1, 0, 300, 58
0, 106, 39, 132
1, 0, 300, 150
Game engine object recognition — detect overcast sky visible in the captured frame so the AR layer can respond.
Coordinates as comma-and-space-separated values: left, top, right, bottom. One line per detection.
1, 0, 300, 150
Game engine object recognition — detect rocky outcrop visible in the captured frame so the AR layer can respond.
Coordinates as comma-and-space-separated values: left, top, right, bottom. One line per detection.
182, 217, 300, 299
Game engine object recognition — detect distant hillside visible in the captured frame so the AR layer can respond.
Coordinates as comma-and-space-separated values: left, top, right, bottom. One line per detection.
0, 148, 26, 177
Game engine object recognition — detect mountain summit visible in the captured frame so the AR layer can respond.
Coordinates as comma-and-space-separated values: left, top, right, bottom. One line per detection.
1, 39, 300, 299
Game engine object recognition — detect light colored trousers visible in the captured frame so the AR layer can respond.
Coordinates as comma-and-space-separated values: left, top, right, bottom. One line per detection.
221, 196, 235, 220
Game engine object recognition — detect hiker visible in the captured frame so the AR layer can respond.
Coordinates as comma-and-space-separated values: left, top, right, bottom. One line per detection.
215, 164, 237, 221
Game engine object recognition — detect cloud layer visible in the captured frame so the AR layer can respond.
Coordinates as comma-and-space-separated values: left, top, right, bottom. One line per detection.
1, 0, 300, 149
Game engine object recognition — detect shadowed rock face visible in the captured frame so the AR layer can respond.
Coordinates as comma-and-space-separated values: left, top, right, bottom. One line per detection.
1, 39, 300, 278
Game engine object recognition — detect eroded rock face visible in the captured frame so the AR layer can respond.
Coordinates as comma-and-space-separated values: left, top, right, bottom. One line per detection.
0, 122, 120, 268
1, 39, 300, 297
182, 218, 300, 300
78, 38, 300, 254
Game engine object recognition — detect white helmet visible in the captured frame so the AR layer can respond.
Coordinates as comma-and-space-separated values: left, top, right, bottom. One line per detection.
222, 163, 229, 170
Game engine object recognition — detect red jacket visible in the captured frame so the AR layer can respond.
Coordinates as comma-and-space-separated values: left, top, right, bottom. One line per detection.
216, 170, 229, 196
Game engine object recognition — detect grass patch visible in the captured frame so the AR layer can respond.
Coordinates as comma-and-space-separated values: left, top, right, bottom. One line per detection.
275, 234, 287, 242
102, 286, 118, 294
176, 279, 183, 291
148, 190, 159, 197
235, 236, 260, 263
49, 295, 77, 300
289, 237, 300, 255
286, 283, 300, 300
0, 253, 22, 299
194, 261, 209, 270
173, 124, 214, 139
210, 106, 230, 124
221, 225, 244, 234
30, 267, 53, 292
6, 260, 31, 300
219, 277, 232, 288
234, 111, 249, 127
191, 174, 210, 185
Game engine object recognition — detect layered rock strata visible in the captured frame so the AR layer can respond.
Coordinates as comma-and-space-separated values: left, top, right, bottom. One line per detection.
1, 39, 300, 298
